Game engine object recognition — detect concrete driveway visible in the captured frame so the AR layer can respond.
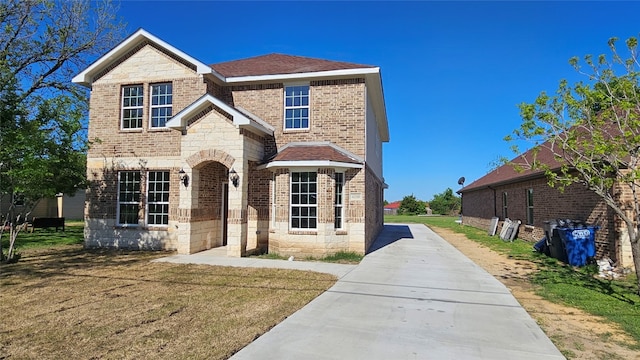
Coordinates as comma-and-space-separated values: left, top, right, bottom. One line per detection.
229, 223, 565, 359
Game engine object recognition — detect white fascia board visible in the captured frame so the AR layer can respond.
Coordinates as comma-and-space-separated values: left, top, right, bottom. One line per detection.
165, 94, 274, 136
72, 29, 220, 86
365, 73, 389, 142
224, 67, 380, 83
259, 160, 364, 170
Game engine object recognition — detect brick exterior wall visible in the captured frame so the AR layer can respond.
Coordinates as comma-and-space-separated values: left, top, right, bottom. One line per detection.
462, 176, 618, 264
83, 40, 385, 256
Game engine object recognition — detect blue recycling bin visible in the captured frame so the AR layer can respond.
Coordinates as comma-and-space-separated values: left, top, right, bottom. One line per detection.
556, 226, 598, 266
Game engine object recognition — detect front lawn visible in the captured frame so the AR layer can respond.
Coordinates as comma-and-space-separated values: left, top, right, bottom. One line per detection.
0, 222, 337, 359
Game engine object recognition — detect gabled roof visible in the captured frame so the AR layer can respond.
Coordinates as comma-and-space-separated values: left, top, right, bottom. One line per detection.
165, 94, 274, 136
260, 142, 363, 170
72, 29, 220, 86
459, 142, 562, 193
211, 53, 375, 78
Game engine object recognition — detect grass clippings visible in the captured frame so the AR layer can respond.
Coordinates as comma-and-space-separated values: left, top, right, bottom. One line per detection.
0, 245, 336, 359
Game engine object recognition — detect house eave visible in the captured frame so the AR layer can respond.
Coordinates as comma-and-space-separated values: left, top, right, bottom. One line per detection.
72, 28, 222, 87
258, 160, 364, 171
166, 94, 274, 136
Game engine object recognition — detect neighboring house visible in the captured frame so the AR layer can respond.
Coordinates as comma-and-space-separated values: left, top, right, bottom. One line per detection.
458, 144, 634, 269
384, 201, 400, 215
72, 29, 389, 257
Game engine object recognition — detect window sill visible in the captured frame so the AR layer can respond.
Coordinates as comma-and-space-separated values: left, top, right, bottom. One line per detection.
114, 225, 168, 231
120, 128, 143, 133
288, 230, 318, 235
148, 127, 171, 132
283, 128, 310, 134
335, 230, 348, 235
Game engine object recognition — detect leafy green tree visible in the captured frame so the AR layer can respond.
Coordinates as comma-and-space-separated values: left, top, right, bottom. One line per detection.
398, 194, 426, 215
429, 188, 461, 215
506, 36, 640, 292
0, 0, 124, 262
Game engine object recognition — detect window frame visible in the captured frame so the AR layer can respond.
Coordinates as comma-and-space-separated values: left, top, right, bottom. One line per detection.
526, 188, 534, 225
283, 84, 310, 130
146, 171, 170, 226
149, 82, 173, 128
502, 191, 508, 219
290, 171, 317, 230
117, 171, 141, 227
334, 172, 344, 229
121, 85, 144, 130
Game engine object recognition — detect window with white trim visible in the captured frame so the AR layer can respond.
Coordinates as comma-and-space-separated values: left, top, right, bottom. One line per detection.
290, 172, 317, 229
118, 171, 141, 225
147, 171, 170, 226
150, 83, 172, 128
526, 188, 534, 225
121, 85, 143, 129
334, 173, 344, 229
284, 85, 309, 129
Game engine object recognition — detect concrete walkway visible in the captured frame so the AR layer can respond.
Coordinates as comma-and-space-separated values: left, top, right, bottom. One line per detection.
157, 223, 565, 360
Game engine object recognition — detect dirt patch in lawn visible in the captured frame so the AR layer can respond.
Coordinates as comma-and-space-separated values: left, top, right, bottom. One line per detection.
0, 245, 336, 360
430, 226, 639, 360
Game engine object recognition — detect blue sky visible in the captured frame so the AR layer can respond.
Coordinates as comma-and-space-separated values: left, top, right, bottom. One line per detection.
115, 0, 640, 202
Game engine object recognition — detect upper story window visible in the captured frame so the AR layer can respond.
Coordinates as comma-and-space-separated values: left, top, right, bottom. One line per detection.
150, 83, 173, 128
284, 85, 309, 130
526, 188, 534, 225
121, 85, 143, 129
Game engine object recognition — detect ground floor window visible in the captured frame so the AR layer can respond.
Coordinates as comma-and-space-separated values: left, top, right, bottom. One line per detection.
147, 171, 170, 225
290, 172, 317, 229
502, 192, 508, 219
118, 171, 141, 225
117, 170, 170, 226
526, 188, 534, 225
334, 172, 344, 229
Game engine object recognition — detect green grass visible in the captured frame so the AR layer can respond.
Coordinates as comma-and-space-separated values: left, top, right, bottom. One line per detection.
1, 220, 84, 251
385, 214, 640, 346
253, 251, 363, 264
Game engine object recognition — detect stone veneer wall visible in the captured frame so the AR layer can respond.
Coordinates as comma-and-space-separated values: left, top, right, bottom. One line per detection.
85, 43, 207, 250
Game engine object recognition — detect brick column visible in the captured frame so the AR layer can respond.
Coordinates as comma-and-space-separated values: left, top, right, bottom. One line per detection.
226, 161, 248, 257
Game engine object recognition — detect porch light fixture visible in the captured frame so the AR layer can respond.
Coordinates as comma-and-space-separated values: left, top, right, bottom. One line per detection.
178, 168, 189, 187
229, 168, 239, 188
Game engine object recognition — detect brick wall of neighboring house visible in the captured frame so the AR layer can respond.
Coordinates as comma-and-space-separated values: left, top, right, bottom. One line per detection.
462, 177, 617, 263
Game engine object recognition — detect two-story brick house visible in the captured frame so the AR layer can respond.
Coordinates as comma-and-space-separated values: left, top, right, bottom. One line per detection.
72, 29, 389, 257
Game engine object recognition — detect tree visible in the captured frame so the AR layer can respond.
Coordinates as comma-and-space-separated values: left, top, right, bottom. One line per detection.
429, 188, 461, 215
506, 36, 640, 292
0, 0, 124, 262
398, 194, 426, 215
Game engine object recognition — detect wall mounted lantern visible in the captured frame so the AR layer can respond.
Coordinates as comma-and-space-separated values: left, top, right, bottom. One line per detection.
178, 168, 189, 187
229, 168, 240, 188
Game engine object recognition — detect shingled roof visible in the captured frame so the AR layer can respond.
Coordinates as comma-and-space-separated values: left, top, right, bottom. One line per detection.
270, 143, 362, 164
211, 53, 375, 78
460, 142, 563, 193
